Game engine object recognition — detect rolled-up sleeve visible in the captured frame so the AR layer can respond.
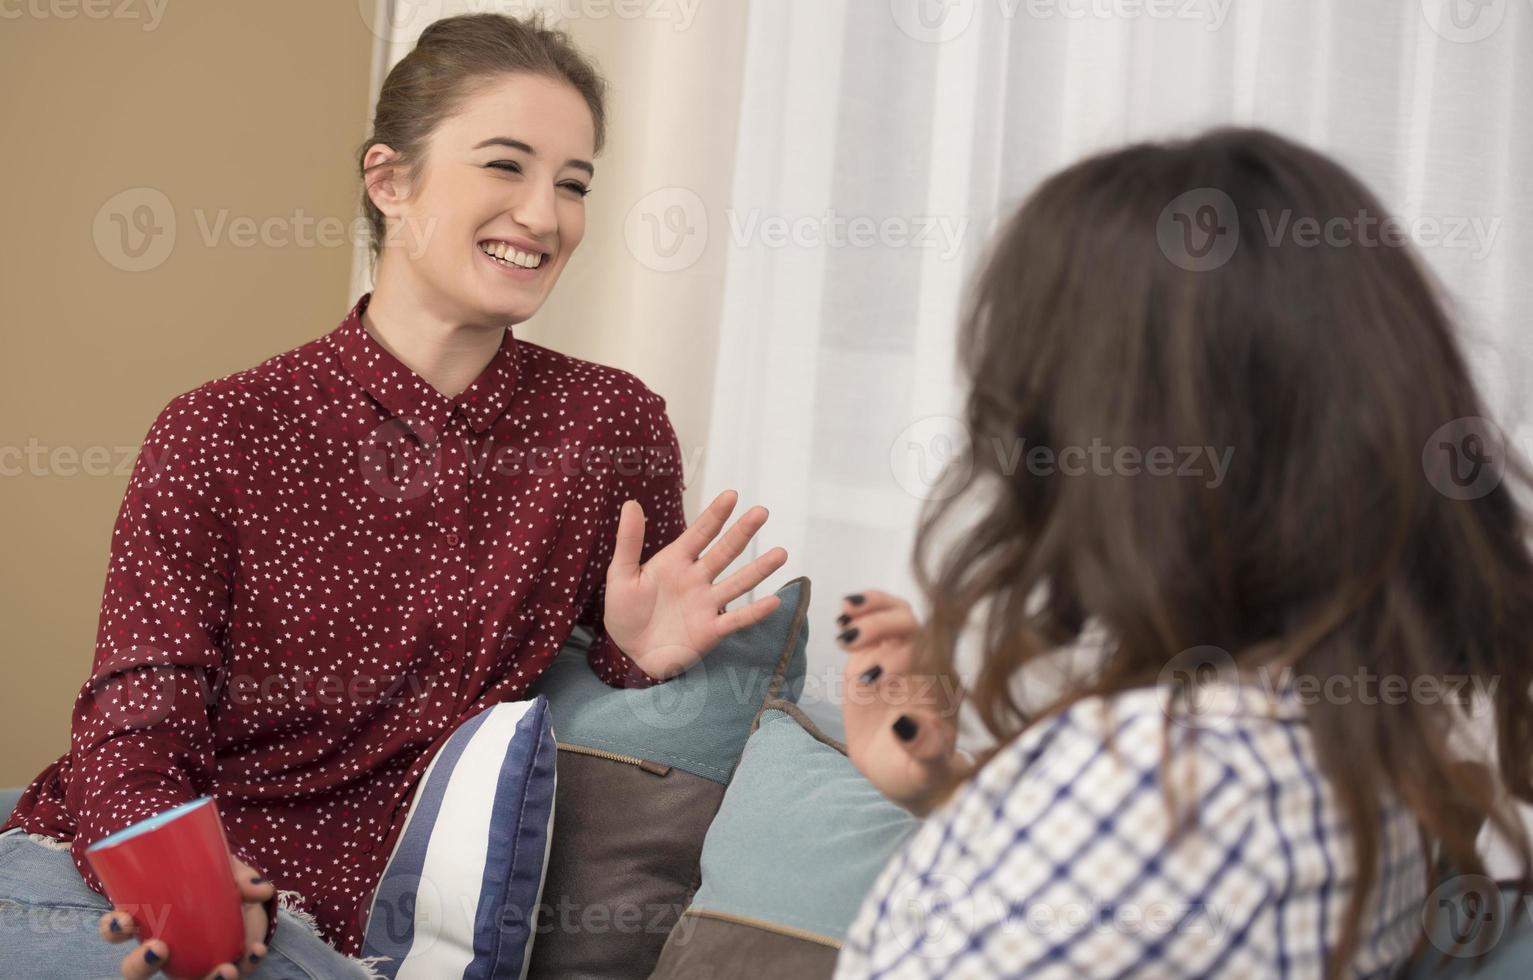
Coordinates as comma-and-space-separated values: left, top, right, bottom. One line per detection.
65, 387, 278, 945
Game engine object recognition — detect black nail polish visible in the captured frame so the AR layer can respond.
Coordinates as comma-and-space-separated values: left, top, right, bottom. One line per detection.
109, 918, 121, 934
846, 594, 866, 606
251, 876, 267, 885
250, 952, 263, 963
857, 664, 883, 685
893, 715, 918, 742
835, 613, 851, 627
837, 627, 859, 644
144, 950, 160, 965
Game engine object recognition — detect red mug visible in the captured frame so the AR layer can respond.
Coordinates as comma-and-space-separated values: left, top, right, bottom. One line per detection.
85, 796, 248, 979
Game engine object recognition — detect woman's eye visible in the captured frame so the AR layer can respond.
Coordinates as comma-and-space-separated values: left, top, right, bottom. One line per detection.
487, 161, 523, 174
560, 182, 592, 198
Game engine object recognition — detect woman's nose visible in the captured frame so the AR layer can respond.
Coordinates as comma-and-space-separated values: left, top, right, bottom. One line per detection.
507, 184, 558, 240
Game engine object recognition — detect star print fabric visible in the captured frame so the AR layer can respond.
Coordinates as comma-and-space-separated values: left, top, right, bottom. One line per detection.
1, 292, 688, 955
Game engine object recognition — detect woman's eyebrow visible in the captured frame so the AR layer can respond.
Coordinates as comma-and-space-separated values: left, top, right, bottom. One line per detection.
472, 136, 595, 176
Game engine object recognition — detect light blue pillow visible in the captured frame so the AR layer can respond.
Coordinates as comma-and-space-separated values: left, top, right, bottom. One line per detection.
531, 577, 811, 783
679, 703, 918, 943
362, 694, 556, 979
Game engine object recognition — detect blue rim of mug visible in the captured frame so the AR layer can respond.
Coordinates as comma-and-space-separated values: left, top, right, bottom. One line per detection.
85, 796, 214, 852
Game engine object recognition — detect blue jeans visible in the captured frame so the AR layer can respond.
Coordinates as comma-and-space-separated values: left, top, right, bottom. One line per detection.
0, 827, 380, 979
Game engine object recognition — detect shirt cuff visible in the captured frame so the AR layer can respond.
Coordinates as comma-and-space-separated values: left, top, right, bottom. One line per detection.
584, 629, 661, 689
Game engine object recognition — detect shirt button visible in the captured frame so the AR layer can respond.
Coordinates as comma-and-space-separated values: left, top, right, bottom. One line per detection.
445, 533, 460, 546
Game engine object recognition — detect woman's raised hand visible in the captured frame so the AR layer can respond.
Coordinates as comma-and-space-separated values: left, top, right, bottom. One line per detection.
837, 589, 971, 817
603, 489, 788, 681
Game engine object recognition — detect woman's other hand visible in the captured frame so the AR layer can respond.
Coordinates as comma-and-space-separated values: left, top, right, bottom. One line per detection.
838, 589, 970, 817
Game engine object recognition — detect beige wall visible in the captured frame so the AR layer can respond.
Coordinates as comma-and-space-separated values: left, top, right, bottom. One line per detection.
0, 4, 751, 788
0, 4, 376, 785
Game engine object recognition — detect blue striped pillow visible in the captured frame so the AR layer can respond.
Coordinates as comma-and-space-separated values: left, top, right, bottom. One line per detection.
361, 695, 556, 979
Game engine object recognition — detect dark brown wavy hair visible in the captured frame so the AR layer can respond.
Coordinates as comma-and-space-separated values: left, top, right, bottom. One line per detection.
912, 127, 1533, 976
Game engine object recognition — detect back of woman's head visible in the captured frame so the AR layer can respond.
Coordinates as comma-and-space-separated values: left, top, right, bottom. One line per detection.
916, 126, 1533, 975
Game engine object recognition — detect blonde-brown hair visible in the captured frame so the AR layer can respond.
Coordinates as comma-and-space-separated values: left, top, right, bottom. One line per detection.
356, 12, 607, 263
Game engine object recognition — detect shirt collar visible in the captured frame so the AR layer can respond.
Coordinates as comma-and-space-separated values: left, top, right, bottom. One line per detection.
333, 292, 520, 443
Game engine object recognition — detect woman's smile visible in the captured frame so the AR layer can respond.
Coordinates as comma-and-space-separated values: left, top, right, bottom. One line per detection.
477, 237, 551, 280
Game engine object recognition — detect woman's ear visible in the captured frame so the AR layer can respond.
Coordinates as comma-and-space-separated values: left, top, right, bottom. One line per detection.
363, 144, 408, 218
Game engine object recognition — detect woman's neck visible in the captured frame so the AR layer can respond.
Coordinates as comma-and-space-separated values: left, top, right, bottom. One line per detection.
361, 274, 507, 399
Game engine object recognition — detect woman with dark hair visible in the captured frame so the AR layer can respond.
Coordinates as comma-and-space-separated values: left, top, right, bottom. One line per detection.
0, 13, 785, 979
833, 128, 1533, 978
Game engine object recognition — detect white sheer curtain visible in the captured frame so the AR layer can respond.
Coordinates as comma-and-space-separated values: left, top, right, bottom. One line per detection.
702, 0, 1533, 710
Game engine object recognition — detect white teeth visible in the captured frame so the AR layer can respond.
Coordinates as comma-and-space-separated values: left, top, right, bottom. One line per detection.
479, 242, 544, 269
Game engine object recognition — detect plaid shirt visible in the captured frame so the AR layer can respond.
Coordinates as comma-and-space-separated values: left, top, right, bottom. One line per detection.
834, 684, 1427, 978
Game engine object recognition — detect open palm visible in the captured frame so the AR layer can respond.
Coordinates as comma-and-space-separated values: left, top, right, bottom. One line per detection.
604, 489, 788, 682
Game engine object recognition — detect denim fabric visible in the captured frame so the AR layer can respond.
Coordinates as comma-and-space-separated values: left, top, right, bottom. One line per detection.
0, 827, 381, 979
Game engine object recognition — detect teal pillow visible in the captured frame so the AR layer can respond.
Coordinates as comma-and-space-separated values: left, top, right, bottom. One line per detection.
531, 577, 810, 783
649, 701, 919, 979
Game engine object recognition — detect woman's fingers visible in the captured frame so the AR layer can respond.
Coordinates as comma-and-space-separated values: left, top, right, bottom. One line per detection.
119, 937, 170, 979
236, 942, 268, 977
886, 704, 959, 766
100, 909, 137, 944
838, 589, 909, 619
697, 505, 770, 578
230, 857, 274, 904
709, 546, 788, 605
835, 607, 919, 651
674, 489, 738, 560
715, 593, 781, 636
607, 500, 647, 583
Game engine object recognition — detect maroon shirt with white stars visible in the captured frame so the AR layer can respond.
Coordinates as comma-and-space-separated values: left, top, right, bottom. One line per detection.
1, 292, 687, 956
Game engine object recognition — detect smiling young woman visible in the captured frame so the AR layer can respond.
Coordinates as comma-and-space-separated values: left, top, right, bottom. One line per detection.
0, 13, 786, 980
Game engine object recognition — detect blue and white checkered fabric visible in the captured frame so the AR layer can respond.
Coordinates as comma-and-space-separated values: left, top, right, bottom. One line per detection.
834, 685, 1426, 978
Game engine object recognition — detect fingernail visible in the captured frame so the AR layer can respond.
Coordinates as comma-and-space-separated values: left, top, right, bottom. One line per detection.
837, 627, 859, 644
144, 950, 160, 965
835, 613, 851, 627
846, 594, 866, 606
250, 876, 267, 885
893, 715, 918, 742
250, 952, 263, 963
109, 917, 121, 933
858, 664, 882, 685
